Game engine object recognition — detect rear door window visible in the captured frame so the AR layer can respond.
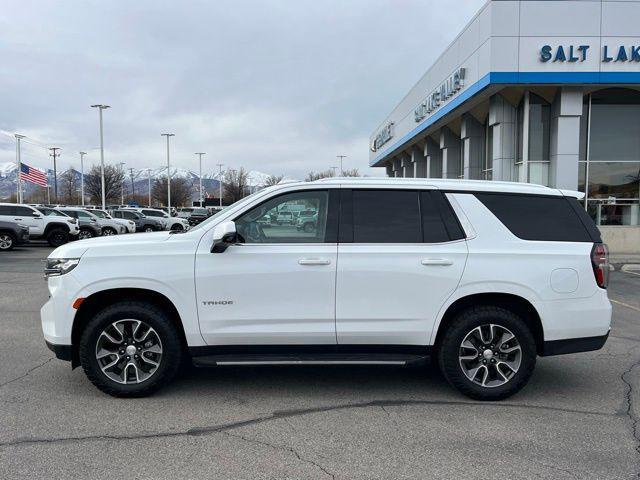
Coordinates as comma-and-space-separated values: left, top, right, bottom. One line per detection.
351, 190, 421, 243
475, 193, 595, 242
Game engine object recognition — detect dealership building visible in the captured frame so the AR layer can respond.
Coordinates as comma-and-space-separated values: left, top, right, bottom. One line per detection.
369, 0, 640, 252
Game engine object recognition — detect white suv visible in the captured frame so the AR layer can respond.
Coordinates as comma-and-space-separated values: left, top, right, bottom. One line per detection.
0, 203, 79, 246
128, 207, 190, 231
40, 179, 611, 400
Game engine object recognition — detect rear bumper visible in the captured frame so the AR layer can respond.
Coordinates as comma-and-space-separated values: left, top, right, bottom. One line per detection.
46, 341, 72, 361
541, 331, 609, 356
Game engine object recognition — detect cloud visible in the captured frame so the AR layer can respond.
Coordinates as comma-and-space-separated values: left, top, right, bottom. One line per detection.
0, 0, 484, 178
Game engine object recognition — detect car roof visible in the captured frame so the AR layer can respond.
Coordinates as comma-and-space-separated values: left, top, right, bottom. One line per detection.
274, 177, 581, 198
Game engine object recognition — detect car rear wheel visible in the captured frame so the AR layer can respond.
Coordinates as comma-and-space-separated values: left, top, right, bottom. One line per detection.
78, 228, 95, 240
143, 226, 154, 232
102, 227, 117, 236
0, 232, 15, 251
79, 301, 183, 397
303, 223, 315, 233
47, 228, 69, 247
437, 306, 536, 401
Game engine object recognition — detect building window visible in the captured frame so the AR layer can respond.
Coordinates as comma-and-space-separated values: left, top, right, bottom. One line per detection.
483, 124, 493, 180
527, 93, 551, 186
514, 92, 550, 186
579, 88, 640, 226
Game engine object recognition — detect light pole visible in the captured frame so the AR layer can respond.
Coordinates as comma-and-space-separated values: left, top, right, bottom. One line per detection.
91, 104, 110, 209
216, 163, 224, 207
49, 147, 60, 202
147, 168, 152, 207
161, 134, 175, 212
79, 152, 87, 206
118, 162, 125, 204
14, 134, 25, 203
337, 155, 347, 176
195, 152, 206, 206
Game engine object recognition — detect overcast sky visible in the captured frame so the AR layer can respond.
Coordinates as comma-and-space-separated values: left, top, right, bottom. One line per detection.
0, 0, 484, 179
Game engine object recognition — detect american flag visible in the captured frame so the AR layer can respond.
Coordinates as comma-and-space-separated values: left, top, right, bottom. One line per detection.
19, 163, 48, 188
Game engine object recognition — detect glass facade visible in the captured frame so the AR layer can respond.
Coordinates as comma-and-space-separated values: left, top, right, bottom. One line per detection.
515, 92, 550, 186
579, 88, 640, 226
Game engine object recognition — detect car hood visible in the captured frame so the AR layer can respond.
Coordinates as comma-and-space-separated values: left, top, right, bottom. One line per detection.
49, 231, 172, 259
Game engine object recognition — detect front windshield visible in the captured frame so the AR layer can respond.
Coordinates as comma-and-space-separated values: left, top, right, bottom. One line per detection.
92, 210, 109, 219
38, 208, 68, 217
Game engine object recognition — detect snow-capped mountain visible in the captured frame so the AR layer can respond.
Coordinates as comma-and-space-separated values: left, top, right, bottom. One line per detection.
0, 161, 297, 201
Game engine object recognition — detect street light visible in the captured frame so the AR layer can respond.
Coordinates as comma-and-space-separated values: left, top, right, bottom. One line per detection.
118, 162, 125, 204
195, 152, 206, 207
161, 134, 175, 212
337, 155, 347, 176
14, 134, 25, 203
91, 104, 110, 210
147, 168, 152, 207
79, 152, 87, 206
216, 163, 224, 207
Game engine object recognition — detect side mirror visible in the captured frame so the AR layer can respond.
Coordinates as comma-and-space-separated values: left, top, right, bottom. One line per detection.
211, 220, 237, 253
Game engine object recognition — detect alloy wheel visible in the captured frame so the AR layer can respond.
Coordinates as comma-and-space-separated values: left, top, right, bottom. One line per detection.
458, 324, 522, 388
103, 228, 116, 236
95, 319, 163, 384
0, 234, 13, 250
78, 230, 93, 240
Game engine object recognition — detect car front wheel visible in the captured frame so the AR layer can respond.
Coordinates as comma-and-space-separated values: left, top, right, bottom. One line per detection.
102, 227, 117, 236
437, 306, 536, 401
47, 228, 69, 247
78, 228, 95, 240
143, 226, 154, 232
79, 301, 183, 397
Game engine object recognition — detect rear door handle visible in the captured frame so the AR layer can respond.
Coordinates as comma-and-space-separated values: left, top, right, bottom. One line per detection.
14, 218, 22, 221
421, 258, 453, 266
298, 258, 331, 266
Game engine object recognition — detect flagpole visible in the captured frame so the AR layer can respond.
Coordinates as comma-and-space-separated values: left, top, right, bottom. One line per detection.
15, 134, 25, 204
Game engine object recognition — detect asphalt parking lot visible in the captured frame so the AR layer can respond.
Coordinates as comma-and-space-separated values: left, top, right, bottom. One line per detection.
1, 244, 639, 479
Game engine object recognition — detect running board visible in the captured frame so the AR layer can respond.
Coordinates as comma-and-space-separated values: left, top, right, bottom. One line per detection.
191, 353, 429, 368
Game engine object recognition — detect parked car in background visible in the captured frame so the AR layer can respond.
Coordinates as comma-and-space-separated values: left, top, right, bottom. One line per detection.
296, 210, 318, 233
129, 208, 190, 231
0, 220, 30, 251
91, 209, 136, 233
59, 208, 126, 236
187, 207, 210, 226
275, 210, 294, 225
112, 210, 163, 232
0, 203, 79, 247
176, 207, 193, 219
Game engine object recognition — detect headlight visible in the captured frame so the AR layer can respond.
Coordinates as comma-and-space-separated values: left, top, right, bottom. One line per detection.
44, 258, 80, 278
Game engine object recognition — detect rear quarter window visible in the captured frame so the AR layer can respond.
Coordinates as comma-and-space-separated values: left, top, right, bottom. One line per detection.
474, 193, 598, 242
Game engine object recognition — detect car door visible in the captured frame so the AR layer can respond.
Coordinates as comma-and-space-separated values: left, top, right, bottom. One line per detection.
0, 205, 17, 225
14, 205, 44, 235
195, 187, 339, 345
336, 188, 468, 346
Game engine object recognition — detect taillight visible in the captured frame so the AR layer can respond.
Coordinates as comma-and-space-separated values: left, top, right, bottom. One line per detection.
591, 243, 609, 289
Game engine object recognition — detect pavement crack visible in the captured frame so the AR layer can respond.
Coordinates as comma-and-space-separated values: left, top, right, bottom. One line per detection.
224, 431, 335, 479
0, 357, 54, 389
620, 357, 640, 460
0, 398, 616, 449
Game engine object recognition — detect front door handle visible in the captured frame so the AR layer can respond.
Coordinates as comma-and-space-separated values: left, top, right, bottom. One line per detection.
298, 258, 331, 266
14, 218, 22, 221
421, 258, 453, 266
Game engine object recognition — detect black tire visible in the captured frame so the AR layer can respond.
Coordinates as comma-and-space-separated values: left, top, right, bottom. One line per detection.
171, 223, 183, 231
79, 301, 183, 397
47, 228, 69, 247
303, 223, 315, 233
102, 227, 117, 236
143, 225, 154, 232
78, 228, 95, 240
0, 232, 15, 251
437, 306, 536, 401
